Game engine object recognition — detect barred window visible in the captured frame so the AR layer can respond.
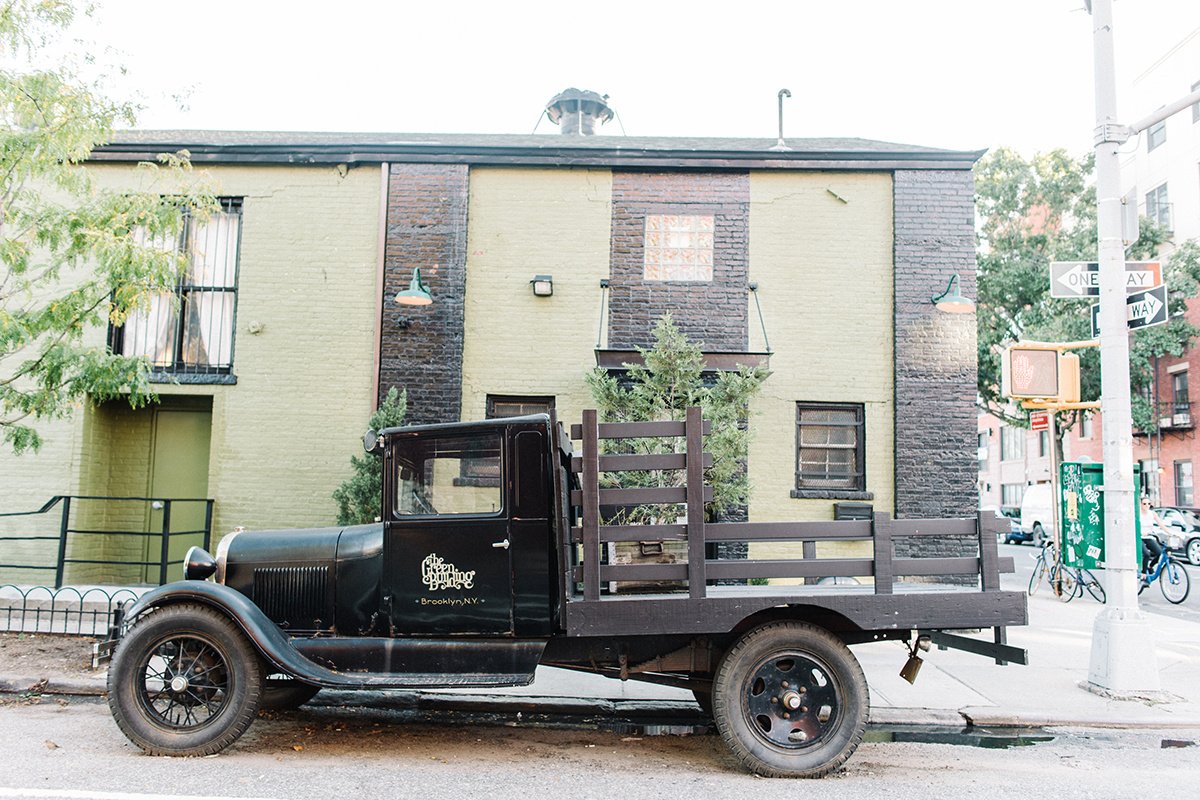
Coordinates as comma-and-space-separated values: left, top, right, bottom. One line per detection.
794, 403, 865, 491
110, 198, 242, 379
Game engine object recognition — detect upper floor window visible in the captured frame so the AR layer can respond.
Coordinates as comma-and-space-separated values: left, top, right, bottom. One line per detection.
110, 198, 242, 380
1147, 119, 1167, 151
487, 395, 555, 419
643, 214, 714, 282
1000, 426, 1025, 461
1079, 414, 1093, 439
794, 403, 865, 492
1145, 183, 1171, 230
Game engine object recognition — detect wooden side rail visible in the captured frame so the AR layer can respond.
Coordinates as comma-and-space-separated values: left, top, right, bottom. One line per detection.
568, 407, 1012, 601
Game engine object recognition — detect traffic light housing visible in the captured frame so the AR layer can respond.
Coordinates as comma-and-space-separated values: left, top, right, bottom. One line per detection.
1002, 345, 1081, 403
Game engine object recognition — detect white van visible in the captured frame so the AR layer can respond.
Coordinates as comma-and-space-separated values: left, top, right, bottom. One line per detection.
1019, 483, 1054, 546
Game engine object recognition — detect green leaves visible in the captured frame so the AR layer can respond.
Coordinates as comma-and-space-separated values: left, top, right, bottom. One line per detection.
333, 388, 408, 526
1, 0, 216, 452
585, 314, 769, 523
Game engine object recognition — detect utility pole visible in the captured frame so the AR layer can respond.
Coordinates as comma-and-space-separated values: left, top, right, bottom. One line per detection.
1087, 0, 1158, 692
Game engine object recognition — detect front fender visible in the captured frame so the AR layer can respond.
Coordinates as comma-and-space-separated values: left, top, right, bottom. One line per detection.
119, 581, 359, 688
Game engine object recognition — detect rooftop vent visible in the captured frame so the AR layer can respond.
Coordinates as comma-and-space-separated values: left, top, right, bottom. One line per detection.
545, 88, 613, 135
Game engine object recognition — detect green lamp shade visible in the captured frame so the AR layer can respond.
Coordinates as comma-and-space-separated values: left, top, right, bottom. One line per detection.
932, 273, 975, 314
395, 267, 433, 306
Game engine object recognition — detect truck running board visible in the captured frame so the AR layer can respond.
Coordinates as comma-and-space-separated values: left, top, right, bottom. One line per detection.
920, 628, 1028, 666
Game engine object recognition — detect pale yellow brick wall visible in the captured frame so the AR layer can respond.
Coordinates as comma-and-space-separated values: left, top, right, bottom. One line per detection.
746, 172, 895, 566
0, 163, 381, 582
460, 168, 613, 428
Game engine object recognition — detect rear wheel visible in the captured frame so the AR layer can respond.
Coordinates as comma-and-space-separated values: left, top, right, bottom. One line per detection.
107, 604, 263, 756
1033, 524, 1047, 548
261, 676, 321, 710
712, 622, 868, 778
1159, 561, 1191, 605
1080, 569, 1106, 603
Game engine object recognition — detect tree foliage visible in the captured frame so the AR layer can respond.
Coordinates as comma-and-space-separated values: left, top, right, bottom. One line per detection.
1, 0, 215, 453
585, 314, 769, 523
975, 147, 1200, 436
333, 387, 408, 526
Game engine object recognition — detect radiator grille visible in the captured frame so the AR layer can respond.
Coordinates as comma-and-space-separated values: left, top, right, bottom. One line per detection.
253, 566, 328, 629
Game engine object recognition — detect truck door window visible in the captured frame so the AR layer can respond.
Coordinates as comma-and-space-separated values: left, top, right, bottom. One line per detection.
394, 432, 503, 517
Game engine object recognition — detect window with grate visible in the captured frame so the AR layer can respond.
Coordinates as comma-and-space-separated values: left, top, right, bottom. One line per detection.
456, 395, 556, 487
1145, 183, 1171, 229
643, 214, 714, 282
794, 403, 865, 492
109, 198, 242, 381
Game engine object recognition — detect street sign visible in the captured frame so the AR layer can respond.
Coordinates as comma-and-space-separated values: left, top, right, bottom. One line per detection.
1030, 410, 1049, 432
1089, 283, 1168, 337
1049, 261, 1162, 298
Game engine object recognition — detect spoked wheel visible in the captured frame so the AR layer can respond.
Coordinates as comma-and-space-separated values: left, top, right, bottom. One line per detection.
712, 622, 868, 778
1028, 553, 1047, 595
1159, 561, 1191, 605
1079, 568, 1106, 603
107, 604, 263, 756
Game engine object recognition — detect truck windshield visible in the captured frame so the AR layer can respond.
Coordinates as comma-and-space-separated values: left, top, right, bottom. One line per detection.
394, 431, 503, 517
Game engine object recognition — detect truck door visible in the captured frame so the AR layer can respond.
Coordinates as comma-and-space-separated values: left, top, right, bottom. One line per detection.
383, 427, 514, 635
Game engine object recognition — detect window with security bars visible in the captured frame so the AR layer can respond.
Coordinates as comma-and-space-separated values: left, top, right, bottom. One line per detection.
457, 395, 556, 486
109, 198, 242, 378
794, 403, 865, 491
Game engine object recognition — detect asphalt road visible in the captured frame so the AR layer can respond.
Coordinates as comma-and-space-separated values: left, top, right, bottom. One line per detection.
999, 542, 1200, 623
0, 695, 1198, 800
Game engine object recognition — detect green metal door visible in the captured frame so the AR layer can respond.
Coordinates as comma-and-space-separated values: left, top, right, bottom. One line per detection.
143, 408, 212, 583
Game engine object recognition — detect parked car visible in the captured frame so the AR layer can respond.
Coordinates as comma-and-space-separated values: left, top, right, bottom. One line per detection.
984, 506, 1027, 545
1152, 506, 1200, 566
1019, 483, 1054, 546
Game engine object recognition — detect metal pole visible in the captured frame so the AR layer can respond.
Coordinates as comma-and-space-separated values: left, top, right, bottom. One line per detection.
1087, 0, 1160, 692
54, 496, 70, 589
159, 500, 172, 586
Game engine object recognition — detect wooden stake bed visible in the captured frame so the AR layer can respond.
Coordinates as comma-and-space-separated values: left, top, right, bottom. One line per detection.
564, 408, 1025, 640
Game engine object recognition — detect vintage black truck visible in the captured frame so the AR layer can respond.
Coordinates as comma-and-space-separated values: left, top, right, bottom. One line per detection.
102, 408, 1026, 777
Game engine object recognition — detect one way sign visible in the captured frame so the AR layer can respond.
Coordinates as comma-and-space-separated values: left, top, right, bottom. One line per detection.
1050, 261, 1162, 298
1090, 284, 1169, 337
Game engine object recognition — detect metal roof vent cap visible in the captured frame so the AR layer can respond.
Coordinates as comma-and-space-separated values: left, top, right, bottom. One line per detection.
545, 88, 613, 135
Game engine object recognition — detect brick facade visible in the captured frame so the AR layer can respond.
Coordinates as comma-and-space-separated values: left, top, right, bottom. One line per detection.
893, 170, 978, 573
608, 172, 750, 350
379, 164, 470, 424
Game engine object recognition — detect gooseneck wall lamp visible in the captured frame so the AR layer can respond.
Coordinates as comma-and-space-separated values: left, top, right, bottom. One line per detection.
395, 267, 433, 306
931, 273, 975, 314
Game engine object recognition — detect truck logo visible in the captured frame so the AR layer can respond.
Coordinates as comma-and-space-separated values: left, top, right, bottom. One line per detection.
421, 553, 476, 591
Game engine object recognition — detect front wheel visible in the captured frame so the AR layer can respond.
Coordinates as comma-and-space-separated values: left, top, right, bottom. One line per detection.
711, 622, 868, 778
107, 604, 264, 756
1079, 569, 1106, 603
1160, 561, 1191, 605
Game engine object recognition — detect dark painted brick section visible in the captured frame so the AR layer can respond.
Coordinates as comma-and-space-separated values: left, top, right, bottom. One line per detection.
893, 170, 978, 578
609, 172, 749, 350
379, 163, 469, 424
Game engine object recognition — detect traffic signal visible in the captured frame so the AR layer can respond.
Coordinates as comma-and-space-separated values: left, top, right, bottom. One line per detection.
1002, 345, 1081, 403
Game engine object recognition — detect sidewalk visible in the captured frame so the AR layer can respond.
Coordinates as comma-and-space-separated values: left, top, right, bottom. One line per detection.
4, 580, 1200, 730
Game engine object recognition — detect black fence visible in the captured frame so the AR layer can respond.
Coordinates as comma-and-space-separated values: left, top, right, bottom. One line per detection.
0, 584, 138, 637
0, 495, 214, 588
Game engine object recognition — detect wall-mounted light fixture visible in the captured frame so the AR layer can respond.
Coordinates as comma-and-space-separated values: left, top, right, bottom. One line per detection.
530, 274, 554, 297
931, 273, 975, 314
395, 267, 433, 306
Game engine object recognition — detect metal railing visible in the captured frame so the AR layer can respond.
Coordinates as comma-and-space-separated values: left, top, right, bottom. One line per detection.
0, 495, 213, 588
0, 584, 140, 636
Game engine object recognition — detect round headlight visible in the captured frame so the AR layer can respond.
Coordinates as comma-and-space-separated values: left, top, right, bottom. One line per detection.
183, 546, 218, 581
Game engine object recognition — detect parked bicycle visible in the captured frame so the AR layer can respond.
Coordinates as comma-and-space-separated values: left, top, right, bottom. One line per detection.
1027, 541, 1106, 603
1140, 552, 1191, 605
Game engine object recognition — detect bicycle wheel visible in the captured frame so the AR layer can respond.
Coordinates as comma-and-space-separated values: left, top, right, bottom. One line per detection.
1054, 564, 1078, 602
1080, 569, 1106, 603
1159, 561, 1191, 605
1028, 553, 1047, 595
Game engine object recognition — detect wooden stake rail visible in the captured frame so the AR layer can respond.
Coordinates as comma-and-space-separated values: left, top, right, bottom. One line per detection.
570, 408, 1013, 603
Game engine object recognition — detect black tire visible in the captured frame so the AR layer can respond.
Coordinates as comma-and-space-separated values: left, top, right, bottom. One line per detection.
711, 622, 868, 778
107, 604, 264, 756
1032, 524, 1047, 548
261, 677, 321, 710
1186, 537, 1200, 567
1080, 569, 1106, 603
1160, 561, 1191, 605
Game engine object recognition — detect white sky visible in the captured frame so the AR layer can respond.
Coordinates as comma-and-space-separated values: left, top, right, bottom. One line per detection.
68, 0, 1200, 155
